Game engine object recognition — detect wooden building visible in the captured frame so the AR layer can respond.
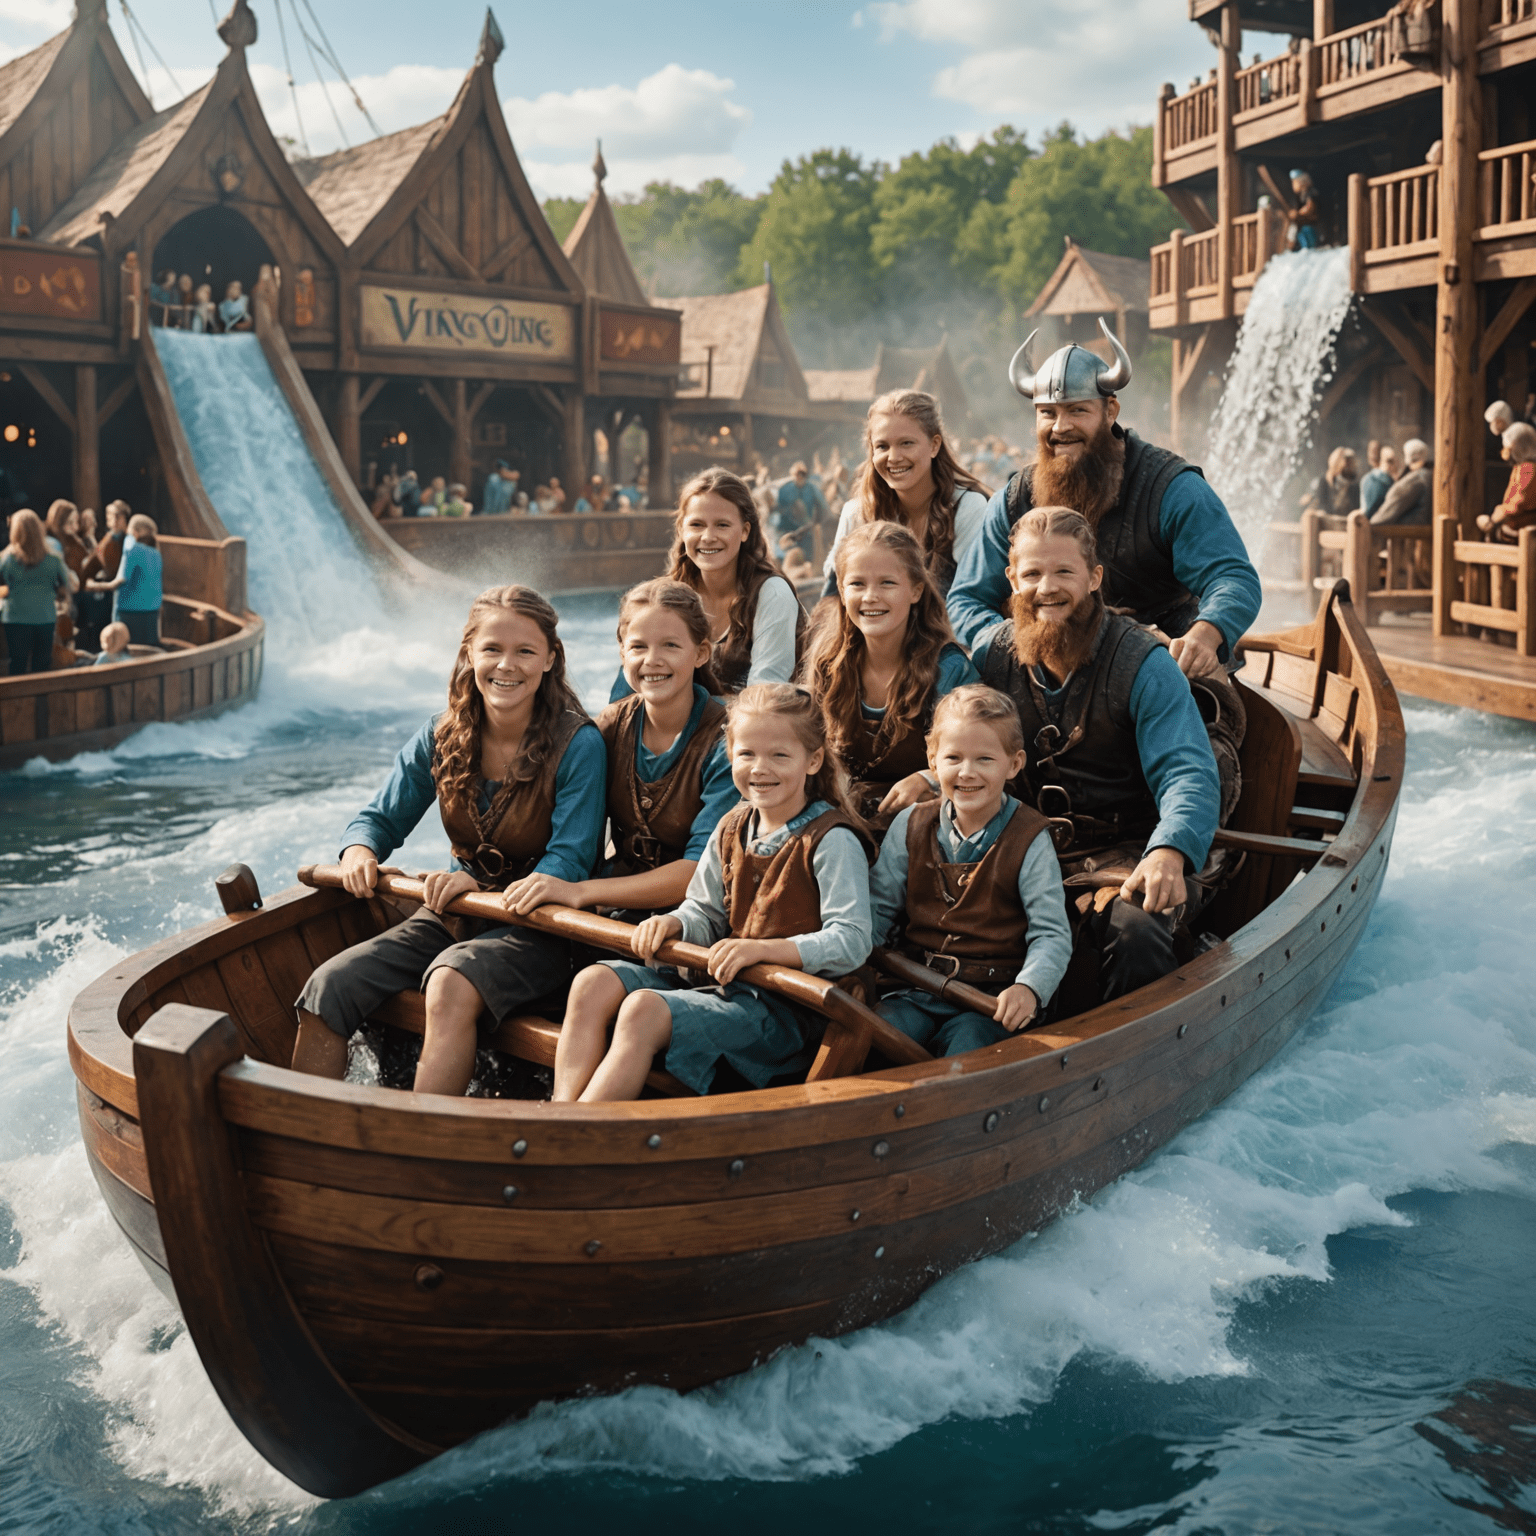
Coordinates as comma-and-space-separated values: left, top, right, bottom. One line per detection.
1147, 0, 1536, 719
670, 281, 842, 478
804, 335, 976, 439
1025, 240, 1153, 366
560, 144, 681, 501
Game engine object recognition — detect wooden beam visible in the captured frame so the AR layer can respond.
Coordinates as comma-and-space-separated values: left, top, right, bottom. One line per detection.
450, 378, 471, 490
413, 207, 480, 284
97, 373, 137, 428
1434, 0, 1483, 535
466, 381, 496, 424
480, 230, 532, 282
1361, 302, 1435, 392
418, 378, 453, 426
357, 376, 387, 414
1174, 326, 1211, 395
1216, 2, 1238, 321
1162, 186, 1215, 234
1257, 164, 1296, 218
336, 374, 361, 487
1478, 277, 1536, 372
17, 363, 75, 436
74, 365, 98, 513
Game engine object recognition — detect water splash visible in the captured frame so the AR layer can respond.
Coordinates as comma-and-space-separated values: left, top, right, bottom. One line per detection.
1205, 247, 1355, 549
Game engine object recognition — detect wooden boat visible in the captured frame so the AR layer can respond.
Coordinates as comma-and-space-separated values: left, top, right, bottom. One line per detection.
1, 534, 263, 768
67, 585, 1402, 1498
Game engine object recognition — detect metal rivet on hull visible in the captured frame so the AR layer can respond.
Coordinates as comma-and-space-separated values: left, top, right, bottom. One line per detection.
729, 1158, 746, 1178
872, 1141, 890, 1159
1178, 1023, 1188, 1038
414, 1264, 443, 1291
894, 1104, 905, 1118
646, 1133, 661, 1149
851, 1209, 862, 1222
875, 1246, 886, 1259
584, 1240, 602, 1257
501, 1185, 518, 1203
512, 1139, 528, 1158
1038, 1097, 1050, 1113
983, 1112, 999, 1133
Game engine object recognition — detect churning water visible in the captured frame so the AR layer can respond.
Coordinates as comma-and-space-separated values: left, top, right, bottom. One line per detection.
1206, 247, 1356, 550
2, 356, 1535, 1529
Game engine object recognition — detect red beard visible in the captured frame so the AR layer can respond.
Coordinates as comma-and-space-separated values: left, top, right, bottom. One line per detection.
1011, 589, 1104, 681
1031, 416, 1124, 523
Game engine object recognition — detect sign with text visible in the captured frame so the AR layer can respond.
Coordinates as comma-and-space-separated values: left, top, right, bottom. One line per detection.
0, 245, 100, 322
599, 306, 681, 366
360, 284, 574, 361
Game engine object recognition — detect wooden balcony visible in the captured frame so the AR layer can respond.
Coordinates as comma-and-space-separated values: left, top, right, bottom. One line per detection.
1346, 141, 1536, 292
1480, 0, 1536, 71
1148, 208, 1281, 330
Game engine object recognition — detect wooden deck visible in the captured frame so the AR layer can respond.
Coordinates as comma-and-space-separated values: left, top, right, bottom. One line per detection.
1368, 620, 1536, 722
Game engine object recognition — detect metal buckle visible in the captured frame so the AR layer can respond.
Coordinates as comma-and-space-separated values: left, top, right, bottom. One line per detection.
925, 952, 961, 979
467, 843, 507, 882
1037, 783, 1073, 820
1033, 724, 1063, 758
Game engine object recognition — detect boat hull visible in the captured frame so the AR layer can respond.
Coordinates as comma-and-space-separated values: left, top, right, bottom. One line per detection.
66, 589, 1404, 1496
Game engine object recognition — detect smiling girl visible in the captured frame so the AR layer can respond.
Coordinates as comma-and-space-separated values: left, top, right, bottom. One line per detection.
614, 468, 804, 701
823, 390, 990, 598
291, 585, 606, 1097
554, 683, 873, 1102
802, 521, 977, 834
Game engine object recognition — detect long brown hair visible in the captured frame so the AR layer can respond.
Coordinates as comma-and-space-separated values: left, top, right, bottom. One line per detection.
801, 521, 956, 771
667, 466, 782, 690
45, 499, 78, 543
853, 390, 988, 572
5, 508, 46, 567
726, 683, 862, 827
616, 577, 723, 697
432, 585, 587, 820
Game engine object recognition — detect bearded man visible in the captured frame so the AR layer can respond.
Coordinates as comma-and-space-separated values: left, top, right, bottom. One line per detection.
947, 320, 1261, 684
973, 507, 1222, 1005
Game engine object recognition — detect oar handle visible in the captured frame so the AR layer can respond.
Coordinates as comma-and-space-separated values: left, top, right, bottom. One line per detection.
296, 863, 839, 1013
872, 946, 1007, 1018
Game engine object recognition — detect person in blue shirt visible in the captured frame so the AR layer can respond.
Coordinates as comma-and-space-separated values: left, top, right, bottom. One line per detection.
946, 320, 1261, 683
772, 461, 828, 564
1, 509, 71, 674
870, 685, 1073, 1054
973, 508, 1222, 1006
87, 513, 162, 646
480, 461, 519, 515
1359, 444, 1398, 518
291, 585, 607, 1097
801, 519, 977, 837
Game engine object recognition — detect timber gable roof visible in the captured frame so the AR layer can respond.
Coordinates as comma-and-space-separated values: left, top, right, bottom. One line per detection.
1026, 240, 1151, 320
561, 146, 647, 306
672, 283, 809, 409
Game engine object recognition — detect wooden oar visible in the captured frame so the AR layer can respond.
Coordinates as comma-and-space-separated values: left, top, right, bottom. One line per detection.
296, 863, 933, 1070
872, 948, 1077, 1051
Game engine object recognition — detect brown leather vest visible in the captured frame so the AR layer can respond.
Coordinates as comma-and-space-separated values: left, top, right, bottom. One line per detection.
434, 709, 587, 885
712, 570, 809, 695
899, 798, 1050, 991
597, 692, 727, 873
718, 802, 867, 941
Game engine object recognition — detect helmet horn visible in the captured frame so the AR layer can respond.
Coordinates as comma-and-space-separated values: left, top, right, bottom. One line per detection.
1096, 316, 1132, 394
1008, 329, 1040, 400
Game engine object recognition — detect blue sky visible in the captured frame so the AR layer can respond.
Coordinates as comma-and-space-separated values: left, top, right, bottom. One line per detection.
0, 1, 1239, 198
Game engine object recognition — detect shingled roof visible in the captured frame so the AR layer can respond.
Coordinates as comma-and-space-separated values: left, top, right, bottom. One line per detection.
0, 31, 69, 141
293, 119, 443, 248
1026, 239, 1151, 319
39, 83, 213, 247
561, 144, 648, 306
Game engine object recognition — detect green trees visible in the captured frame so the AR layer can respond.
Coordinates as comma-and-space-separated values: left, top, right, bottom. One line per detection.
542, 122, 1178, 363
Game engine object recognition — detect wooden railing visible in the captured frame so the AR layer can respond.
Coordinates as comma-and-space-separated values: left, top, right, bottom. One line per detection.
1433, 515, 1536, 654
1150, 208, 1279, 316
1231, 207, 1280, 286
1162, 80, 1219, 154
1366, 164, 1440, 256
1151, 243, 1173, 301
1234, 50, 1303, 114
1181, 227, 1221, 295
1496, 0, 1534, 24
1317, 16, 1399, 87
1478, 138, 1536, 237
1342, 512, 1434, 622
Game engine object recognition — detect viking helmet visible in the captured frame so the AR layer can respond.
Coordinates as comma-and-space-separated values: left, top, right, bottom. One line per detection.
1008, 317, 1133, 404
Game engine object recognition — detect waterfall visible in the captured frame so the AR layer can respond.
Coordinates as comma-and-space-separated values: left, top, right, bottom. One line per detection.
1204, 247, 1355, 550
155, 331, 384, 641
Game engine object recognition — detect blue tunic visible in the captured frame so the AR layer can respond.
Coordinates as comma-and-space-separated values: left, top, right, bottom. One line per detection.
971, 626, 1219, 873
340, 715, 607, 882
623, 683, 739, 863
946, 467, 1262, 659
113, 540, 162, 618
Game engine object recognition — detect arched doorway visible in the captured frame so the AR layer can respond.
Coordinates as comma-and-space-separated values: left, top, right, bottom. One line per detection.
151, 204, 276, 310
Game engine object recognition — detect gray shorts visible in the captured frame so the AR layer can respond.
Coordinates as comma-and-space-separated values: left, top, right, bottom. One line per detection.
297, 908, 571, 1038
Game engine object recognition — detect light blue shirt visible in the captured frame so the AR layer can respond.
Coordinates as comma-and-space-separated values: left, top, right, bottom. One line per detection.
341, 714, 607, 883
670, 798, 872, 977
971, 624, 1220, 873
481, 473, 515, 515
113, 539, 162, 616
626, 683, 739, 862
1360, 466, 1394, 518
946, 447, 1262, 657
871, 796, 1073, 1003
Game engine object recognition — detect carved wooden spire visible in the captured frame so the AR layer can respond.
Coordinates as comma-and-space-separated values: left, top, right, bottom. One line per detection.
593, 140, 608, 187
217, 0, 257, 50
479, 8, 505, 66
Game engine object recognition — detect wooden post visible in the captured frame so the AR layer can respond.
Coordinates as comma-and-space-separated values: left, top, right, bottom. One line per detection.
73, 365, 99, 514
1216, 3, 1239, 321
1344, 511, 1373, 616
1432, 512, 1456, 635
1434, 0, 1482, 535
1519, 526, 1535, 657
336, 373, 361, 487
649, 399, 672, 510
1152, 82, 1175, 188
1314, 0, 1333, 40
1299, 37, 1317, 125
1301, 508, 1324, 590
1347, 174, 1367, 294
1170, 228, 1187, 328
449, 378, 472, 491
562, 389, 585, 504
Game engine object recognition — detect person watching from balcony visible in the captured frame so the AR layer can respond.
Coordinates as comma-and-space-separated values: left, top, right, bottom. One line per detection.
947, 319, 1260, 685
1287, 170, 1321, 250
1304, 448, 1361, 516
1361, 445, 1400, 518
1476, 423, 1536, 543
481, 461, 518, 516
1371, 440, 1433, 525
1486, 401, 1515, 441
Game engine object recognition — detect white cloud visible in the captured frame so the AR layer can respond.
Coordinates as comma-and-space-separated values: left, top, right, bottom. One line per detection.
502, 63, 750, 195
869, 0, 1215, 134
248, 61, 462, 156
